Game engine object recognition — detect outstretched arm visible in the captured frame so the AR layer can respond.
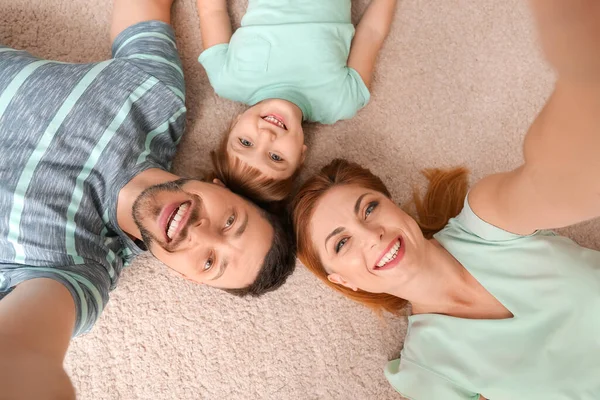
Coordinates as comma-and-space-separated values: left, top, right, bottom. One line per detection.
347, 0, 398, 88
196, 0, 232, 49
111, 0, 175, 41
0, 279, 77, 399
469, 0, 600, 234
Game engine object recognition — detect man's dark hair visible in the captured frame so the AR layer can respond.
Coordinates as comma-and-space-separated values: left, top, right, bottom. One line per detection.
224, 208, 296, 297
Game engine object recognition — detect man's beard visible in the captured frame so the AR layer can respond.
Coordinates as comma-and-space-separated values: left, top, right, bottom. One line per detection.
131, 178, 199, 251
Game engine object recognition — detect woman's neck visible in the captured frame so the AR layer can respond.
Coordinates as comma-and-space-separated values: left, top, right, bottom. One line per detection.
388, 239, 484, 317
394, 239, 513, 320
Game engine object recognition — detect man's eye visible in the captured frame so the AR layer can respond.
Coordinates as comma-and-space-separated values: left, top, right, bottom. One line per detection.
335, 237, 349, 254
270, 153, 283, 162
204, 257, 214, 271
239, 138, 253, 147
225, 214, 235, 228
365, 201, 379, 218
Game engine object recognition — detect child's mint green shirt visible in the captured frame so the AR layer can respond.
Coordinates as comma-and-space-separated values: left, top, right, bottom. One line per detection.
198, 0, 370, 124
385, 198, 600, 400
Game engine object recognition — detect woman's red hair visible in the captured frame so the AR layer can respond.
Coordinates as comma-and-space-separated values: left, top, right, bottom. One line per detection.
292, 159, 469, 315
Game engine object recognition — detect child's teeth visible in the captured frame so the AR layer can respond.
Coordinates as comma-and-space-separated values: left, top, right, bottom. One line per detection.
264, 115, 284, 128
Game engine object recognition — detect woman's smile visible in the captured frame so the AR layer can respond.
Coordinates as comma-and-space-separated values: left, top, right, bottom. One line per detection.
373, 236, 405, 270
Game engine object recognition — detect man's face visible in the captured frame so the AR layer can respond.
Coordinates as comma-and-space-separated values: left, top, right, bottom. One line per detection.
132, 179, 273, 289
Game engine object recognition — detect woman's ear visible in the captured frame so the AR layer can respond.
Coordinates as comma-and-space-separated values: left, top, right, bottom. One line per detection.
327, 274, 358, 291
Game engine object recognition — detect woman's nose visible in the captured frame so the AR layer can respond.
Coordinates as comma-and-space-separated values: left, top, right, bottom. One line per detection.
357, 224, 384, 249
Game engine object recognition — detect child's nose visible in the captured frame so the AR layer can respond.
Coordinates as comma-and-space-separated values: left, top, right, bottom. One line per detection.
260, 127, 278, 142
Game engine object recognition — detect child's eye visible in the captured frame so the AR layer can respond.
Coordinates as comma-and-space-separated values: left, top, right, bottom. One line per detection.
239, 138, 253, 147
365, 201, 379, 218
270, 153, 283, 162
335, 237, 349, 254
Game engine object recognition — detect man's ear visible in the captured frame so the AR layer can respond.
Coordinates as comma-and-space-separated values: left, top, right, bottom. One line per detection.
212, 178, 227, 188
327, 273, 358, 291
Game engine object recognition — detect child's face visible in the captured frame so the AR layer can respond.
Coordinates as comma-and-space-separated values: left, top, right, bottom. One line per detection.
227, 99, 307, 180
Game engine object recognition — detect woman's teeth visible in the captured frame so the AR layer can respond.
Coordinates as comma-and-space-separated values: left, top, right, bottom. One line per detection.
376, 240, 401, 268
262, 115, 286, 129
166, 203, 189, 239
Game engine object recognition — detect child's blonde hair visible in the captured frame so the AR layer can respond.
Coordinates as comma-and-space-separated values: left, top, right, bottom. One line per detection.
210, 132, 299, 203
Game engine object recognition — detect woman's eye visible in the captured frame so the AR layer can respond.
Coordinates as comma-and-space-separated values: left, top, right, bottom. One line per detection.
225, 214, 235, 228
270, 153, 283, 162
335, 237, 349, 254
365, 201, 379, 218
203, 257, 214, 271
239, 138, 253, 147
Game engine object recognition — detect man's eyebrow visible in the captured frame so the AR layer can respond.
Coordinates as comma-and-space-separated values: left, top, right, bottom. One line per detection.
325, 227, 345, 249
235, 210, 249, 238
354, 193, 370, 215
210, 259, 228, 281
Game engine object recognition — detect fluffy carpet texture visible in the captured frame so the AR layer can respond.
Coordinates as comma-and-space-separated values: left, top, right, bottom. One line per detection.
2, 0, 599, 399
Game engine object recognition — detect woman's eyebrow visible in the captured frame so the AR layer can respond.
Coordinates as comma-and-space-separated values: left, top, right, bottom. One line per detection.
324, 192, 372, 248
325, 227, 345, 248
354, 193, 371, 215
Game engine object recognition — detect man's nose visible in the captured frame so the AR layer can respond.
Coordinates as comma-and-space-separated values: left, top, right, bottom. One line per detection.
187, 221, 233, 248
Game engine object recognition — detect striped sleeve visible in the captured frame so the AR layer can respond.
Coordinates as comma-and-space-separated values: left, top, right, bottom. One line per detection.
111, 20, 185, 102
0, 262, 111, 336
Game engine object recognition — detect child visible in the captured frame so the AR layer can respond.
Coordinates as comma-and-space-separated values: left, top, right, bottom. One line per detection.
197, 0, 397, 202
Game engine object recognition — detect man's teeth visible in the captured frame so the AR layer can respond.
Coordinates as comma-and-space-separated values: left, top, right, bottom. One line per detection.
263, 115, 285, 129
167, 203, 189, 239
376, 240, 401, 268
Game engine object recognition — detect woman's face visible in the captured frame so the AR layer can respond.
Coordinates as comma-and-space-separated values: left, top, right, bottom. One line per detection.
309, 184, 428, 295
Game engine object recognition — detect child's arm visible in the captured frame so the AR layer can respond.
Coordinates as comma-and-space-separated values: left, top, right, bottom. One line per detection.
196, 0, 232, 49
347, 0, 397, 89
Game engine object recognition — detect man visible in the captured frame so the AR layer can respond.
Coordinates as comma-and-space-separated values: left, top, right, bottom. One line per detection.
0, 0, 295, 398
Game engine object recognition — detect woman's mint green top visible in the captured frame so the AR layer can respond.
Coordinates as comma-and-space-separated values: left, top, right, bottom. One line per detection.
385, 198, 600, 400
198, 0, 370, 124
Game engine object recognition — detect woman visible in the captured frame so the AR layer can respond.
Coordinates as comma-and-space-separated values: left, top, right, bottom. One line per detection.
292, 1, 600, 399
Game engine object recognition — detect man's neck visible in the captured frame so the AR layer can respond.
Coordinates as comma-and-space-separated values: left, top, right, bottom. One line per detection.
116, 168, 180, 240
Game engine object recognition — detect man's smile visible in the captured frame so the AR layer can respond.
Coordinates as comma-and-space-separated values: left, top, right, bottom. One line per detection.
161, 200, 192, 242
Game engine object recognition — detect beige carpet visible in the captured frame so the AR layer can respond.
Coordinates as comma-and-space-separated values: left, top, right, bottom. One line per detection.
2, 0, 599, 399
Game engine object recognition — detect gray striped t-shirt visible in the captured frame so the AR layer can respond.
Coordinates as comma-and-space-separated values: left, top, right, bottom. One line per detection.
0, 21, 186, 335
